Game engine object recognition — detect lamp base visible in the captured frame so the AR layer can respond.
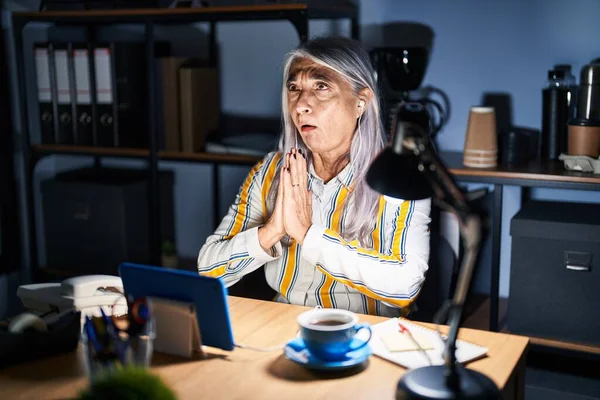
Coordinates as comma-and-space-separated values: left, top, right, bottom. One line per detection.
396, 365, 501, 400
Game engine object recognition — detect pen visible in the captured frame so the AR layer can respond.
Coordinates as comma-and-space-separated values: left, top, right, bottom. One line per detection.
100, 309, 126, 364
398, 320, 433, 366
84, 316, 103, 353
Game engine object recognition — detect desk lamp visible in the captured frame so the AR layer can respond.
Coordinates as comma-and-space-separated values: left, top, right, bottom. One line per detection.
366, 102, 501, 400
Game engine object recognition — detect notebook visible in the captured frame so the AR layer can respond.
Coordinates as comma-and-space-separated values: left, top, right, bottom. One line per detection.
370, 318, 489, 370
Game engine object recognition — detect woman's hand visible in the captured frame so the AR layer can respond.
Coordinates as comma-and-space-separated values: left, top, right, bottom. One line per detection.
258, 166, 286, 253
282, 148, 312, 245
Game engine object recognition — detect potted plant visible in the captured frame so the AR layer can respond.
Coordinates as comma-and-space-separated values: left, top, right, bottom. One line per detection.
161, 240, 178, 269
76, 366, 177, 400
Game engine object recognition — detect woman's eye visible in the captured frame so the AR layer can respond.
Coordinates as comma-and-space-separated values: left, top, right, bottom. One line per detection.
316, 83, 329, 90
288, 83, 299, 91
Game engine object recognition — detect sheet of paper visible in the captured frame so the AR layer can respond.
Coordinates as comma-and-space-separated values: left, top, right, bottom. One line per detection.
370, 318, 489, 370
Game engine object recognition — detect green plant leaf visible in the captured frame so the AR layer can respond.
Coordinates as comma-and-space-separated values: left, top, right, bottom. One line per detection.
77, 366, 177, 400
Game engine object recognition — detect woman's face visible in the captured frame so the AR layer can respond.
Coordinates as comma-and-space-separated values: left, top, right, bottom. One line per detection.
287, 58, 362, 156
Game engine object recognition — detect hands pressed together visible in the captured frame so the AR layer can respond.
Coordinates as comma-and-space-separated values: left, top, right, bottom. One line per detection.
258, 148, 313, 252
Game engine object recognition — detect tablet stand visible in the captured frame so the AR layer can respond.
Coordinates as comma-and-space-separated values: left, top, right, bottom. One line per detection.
147, 297, 205, 359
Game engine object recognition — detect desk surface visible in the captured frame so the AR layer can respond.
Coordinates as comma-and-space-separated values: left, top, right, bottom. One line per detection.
0, 297, 529, 400
442, 151, 600, 189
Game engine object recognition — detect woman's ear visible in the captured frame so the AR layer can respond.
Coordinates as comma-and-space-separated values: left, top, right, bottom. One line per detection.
357, 88, 373, 112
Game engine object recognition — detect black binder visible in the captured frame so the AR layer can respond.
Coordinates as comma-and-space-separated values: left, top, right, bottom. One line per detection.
72, 43, 94, 146
89, 41, 168, 149
111, 42, 152, 148
34, 44, 55, 144
92, 43, 117, 147
53, 43, 75, 144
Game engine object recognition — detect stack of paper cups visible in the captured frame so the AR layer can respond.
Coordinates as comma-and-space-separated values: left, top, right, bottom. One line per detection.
463, 107, 498, 168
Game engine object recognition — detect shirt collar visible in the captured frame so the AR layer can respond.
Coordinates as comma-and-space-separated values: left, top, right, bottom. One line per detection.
308, 161, 354, 188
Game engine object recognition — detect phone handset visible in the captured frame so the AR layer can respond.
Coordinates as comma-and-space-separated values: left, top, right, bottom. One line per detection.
10, 275, 125, 334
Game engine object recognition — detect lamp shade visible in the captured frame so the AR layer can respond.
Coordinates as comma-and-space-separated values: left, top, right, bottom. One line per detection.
366, 148, 433, 200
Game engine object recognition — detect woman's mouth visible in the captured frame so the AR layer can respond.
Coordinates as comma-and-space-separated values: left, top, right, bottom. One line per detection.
301, 124, 317, 132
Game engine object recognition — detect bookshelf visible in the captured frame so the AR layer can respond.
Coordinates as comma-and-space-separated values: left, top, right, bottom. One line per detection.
11, 2, 359, 278
31, 144, 263, 164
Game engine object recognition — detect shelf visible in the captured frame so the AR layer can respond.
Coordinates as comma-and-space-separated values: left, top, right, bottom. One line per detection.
463, 295, 600, 356
12, 3, 357, 24
160, 150, 262, 164
31, 144, 262, 165
527, 335, 600, 356
442, 151, 600, 189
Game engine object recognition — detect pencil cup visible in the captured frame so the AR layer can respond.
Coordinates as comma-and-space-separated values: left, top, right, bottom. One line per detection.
82, 314, 156, 381
463, 107, 498, 168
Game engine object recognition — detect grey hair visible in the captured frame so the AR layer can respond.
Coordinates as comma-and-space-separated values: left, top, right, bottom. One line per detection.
267, 36, 387, 246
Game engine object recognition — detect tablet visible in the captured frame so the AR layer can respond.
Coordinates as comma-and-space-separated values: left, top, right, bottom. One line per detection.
118, 262, 235, 351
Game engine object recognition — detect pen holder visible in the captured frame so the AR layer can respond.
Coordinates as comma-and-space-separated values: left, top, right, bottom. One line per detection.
82, 314, 155, 381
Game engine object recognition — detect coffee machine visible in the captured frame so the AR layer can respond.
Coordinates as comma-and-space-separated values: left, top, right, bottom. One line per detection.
369, 23, 449, 142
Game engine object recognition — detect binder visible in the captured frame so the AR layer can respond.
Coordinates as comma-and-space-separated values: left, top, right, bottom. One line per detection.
161, 57, 188, 151
93, 45, 117, 147
34, 45, 54, 144
72, 44, 94, 146
91, 42, 167, 149
179, 64, 219, 153
67, 43, 79, 145
111, 42, 147, 149
53, 44, 74, 144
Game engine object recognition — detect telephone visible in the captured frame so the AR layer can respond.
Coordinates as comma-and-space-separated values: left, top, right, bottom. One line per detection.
12, 275, 128, 333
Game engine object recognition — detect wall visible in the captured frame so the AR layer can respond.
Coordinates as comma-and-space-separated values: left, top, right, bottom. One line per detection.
381, 0, 600, 296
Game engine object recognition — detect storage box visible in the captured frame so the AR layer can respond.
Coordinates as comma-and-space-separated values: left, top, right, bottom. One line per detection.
41, 167, 175, 275
508, 200, 600, 345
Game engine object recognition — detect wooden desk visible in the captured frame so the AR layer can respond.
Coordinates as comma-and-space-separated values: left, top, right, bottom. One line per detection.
0, 297, 529, 400
441, 152, 600, 333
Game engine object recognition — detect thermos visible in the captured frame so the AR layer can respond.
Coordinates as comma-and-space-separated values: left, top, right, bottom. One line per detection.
555, 64, 578, 120
574, 61, 600, 122
541, 69, 570, 160
567, 60, 600, 158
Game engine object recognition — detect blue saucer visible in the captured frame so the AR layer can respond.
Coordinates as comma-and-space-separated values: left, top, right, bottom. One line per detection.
283, 337, 371, 371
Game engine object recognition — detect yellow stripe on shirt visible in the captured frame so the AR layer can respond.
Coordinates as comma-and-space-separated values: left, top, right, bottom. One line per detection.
261, 153, 282, 219
317, 185, 349, 308
372, 196, 386, 252
323, 229, 401, 262
223, 160, 265, 240
366, 296, 377, 315
391, 200, 412, 257
201, 254, 253, 278
365, 196, 386, 314
279, 241, 298, 300
315, 262, 416, 308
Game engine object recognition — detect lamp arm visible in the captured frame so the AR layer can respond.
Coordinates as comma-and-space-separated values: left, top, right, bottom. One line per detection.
410, 134, 482, 388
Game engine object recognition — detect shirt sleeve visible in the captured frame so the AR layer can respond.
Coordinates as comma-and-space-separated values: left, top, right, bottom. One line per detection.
197, 152, 283, 287
301, 197, 431, 308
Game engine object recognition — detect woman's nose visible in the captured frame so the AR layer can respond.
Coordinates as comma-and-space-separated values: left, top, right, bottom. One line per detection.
294, 91, 312, 114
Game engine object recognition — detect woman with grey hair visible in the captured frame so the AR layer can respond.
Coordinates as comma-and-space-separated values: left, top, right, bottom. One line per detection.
198, 36, 431, 317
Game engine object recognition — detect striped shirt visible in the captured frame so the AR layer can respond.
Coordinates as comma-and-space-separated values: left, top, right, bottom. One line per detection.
198, 151, 431, 317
